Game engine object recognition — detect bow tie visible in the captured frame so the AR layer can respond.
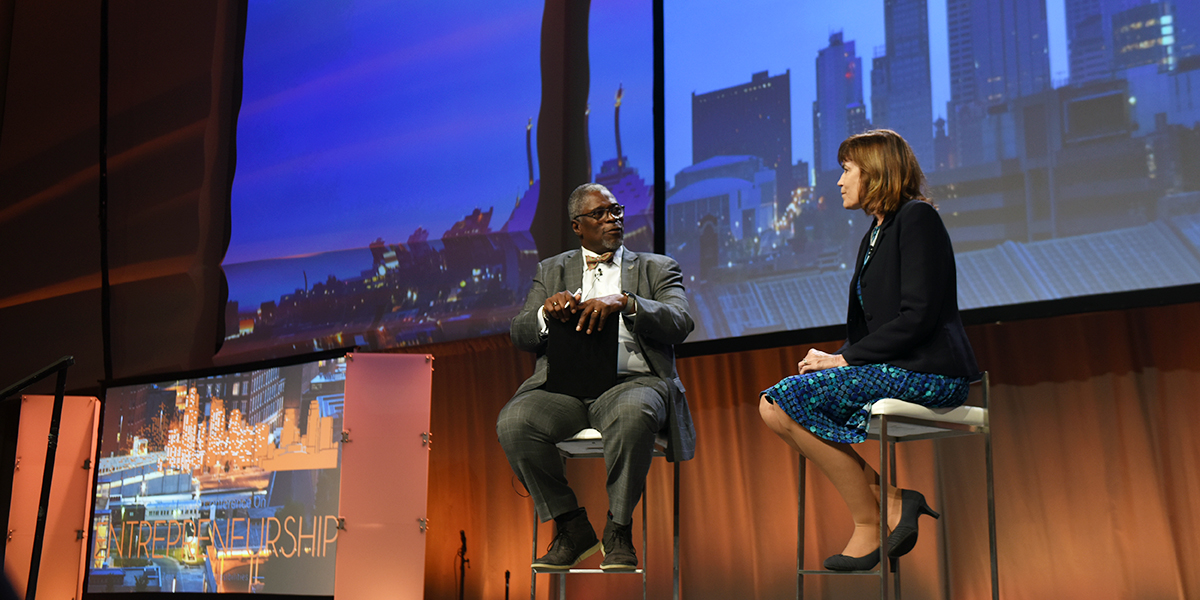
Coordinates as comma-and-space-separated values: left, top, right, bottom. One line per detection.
585, 252, 614, 270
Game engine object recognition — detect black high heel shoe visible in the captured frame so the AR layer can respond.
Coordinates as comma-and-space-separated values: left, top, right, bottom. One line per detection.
823, 548, 881, 571
887, 489, 940, 558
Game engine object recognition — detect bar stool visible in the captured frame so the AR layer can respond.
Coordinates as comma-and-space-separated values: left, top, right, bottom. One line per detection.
796, 372, 998, 600
531, 428, 680, 600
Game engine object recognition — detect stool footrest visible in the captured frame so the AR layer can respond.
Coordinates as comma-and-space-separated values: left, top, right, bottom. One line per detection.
532, 567, 644, 575
797, 568, 882, 576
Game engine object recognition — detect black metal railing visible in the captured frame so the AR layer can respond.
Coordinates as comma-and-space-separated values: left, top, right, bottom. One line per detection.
1, 355, 76, 600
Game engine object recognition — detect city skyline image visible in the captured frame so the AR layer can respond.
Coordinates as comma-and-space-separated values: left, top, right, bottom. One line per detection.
220, 0, 655, 361
667, 0, 1200, 341
223, 0, 1200, 352
667, 0, 1072, 185
89, 358, 348, 593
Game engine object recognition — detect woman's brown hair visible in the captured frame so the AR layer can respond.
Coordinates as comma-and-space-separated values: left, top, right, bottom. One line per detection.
837, 129, 931, 216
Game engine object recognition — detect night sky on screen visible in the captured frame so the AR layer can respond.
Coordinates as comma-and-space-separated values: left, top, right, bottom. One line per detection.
227, 0, 652, 306
229, 0, 544, 266
664, 0, 1069, 185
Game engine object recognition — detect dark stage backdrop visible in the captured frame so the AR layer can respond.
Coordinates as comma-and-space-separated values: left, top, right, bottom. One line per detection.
407, 302, 1200, 600
0, 0, 238, 395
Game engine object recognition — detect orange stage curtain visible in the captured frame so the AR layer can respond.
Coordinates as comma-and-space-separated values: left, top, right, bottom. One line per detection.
401, 301, 1200, 600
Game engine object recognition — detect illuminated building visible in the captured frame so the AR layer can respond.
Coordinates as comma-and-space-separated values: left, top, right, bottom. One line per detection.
248, 367, 285, 427
443, 207, 493, 238
693, 70, 792, 212
946, 0, 1051, 166
814, 34, 864, 177
1112, 2, 1175, 72
874, 0, 933, 169
163, 382, 336, 475
666, 155, 777, 275
166, 387, 203, 472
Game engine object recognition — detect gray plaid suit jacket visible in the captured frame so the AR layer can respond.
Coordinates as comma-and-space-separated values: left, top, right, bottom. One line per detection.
510, 248, 697, 461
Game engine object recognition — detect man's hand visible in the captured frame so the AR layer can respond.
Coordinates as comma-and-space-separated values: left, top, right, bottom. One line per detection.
544, 291, 582, 322
798, 348, 848, 375
574, 294, 628, 334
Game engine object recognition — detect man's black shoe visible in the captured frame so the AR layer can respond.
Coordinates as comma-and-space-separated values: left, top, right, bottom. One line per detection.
531, 509, 600, 569
600, 512, 638, 571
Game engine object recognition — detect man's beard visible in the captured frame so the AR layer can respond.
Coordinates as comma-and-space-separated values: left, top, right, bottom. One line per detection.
601, 233, 623, 251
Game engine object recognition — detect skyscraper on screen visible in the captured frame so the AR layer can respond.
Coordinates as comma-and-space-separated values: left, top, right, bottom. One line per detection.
691, 70, 793, 211
872, 0, 934, 169
1178, 1, 1200, 65
1064, 0, 1183, 84
814, 33, 866, 180
1111, 2, 1176, 72
946, 0, 1051, 166
1066, 0, 1113, 85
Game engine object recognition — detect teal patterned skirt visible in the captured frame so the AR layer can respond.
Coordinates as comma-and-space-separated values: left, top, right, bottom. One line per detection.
762, 364, 969, 444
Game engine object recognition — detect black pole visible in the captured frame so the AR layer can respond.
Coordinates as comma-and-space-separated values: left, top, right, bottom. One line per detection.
98, 0, 113, 383
457, 530, 469, 600
505, 569, 510, 600
23, 367, 70, 600
0, 357, 75, 403
653, 0, 665, 255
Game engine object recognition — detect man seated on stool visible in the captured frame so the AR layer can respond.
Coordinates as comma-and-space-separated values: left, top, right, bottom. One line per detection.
497, 182, 695, 571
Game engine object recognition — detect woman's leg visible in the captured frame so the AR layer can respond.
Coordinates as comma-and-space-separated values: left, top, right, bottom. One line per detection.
871, 479, 902, 532
760, 395, 882, 557
759, 394, 803, 453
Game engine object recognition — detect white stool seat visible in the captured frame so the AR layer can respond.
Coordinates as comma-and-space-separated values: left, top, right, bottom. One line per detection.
868, 399, 989, 439
555, 428, 670, 458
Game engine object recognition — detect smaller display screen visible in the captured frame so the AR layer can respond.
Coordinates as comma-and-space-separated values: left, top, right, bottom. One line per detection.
87, 357, 347, 595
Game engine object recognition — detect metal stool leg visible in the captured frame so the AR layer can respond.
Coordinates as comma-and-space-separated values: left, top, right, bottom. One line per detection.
878, 416, 890, 599
642, 484, 649, 600
890, 439, 901, 600
673, 460, 681, 600
531, 513, 538, 600
983, 373, 999, 600
797, 456, 806, 600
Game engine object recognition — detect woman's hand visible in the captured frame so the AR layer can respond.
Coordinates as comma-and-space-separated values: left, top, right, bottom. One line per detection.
798, 348, 848, 375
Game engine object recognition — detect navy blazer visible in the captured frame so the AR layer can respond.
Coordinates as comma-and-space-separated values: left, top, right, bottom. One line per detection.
839, 199, 979, 379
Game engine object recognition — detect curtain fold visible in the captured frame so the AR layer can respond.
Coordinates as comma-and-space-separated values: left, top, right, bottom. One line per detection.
411, 302, 1200, 599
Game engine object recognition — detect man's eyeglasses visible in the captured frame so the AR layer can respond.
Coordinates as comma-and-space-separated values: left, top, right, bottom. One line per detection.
573, 204, 625, 221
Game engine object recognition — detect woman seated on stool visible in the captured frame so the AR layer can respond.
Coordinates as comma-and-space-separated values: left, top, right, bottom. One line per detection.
759, 129, 979, 571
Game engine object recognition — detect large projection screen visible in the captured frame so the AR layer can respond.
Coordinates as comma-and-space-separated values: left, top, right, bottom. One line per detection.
218, 0, 654, 364
666, 0, 1200, 343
